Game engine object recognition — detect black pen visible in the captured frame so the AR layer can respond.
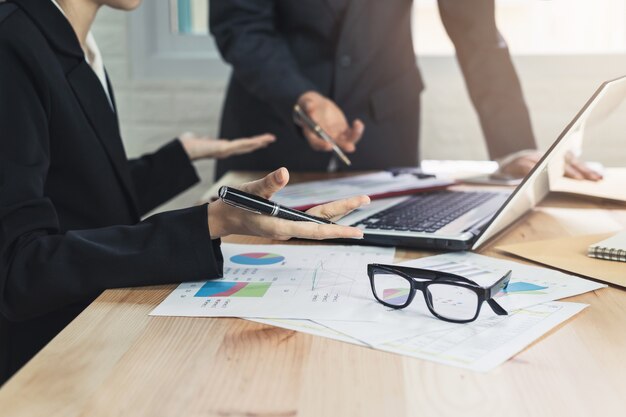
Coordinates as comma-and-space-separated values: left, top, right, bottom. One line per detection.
218, 186, 333, 224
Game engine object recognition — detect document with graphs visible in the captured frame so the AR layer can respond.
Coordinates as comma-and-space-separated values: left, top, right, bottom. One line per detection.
151, 244, 395, 319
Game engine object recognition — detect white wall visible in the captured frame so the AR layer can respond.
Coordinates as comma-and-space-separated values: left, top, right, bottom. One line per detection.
91, 8, 626, 211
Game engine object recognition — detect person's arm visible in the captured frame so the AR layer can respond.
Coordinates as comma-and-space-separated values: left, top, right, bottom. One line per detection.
210, 1, 364, 153
129, 133, 276, 216
0, 40, 368, 322
210, 0, 317, 122
127, 140, 201, 216
438, 0, 536, 159
0, 44, 223, 321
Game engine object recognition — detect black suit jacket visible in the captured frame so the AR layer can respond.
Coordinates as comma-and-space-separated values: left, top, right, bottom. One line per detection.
0, 0, 223, 384
211, 0, 536, 178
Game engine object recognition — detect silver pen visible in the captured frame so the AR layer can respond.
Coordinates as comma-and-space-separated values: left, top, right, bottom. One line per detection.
293, 104, 352, 166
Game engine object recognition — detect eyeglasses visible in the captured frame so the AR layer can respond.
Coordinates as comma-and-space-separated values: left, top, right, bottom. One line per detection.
367, 263, 511, 323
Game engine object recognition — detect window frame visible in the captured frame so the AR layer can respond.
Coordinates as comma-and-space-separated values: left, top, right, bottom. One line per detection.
127, 0, 228, 80
412, 0, 626, 56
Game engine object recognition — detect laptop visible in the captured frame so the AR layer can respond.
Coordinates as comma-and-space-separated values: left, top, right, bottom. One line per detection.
337, 76, 626, 250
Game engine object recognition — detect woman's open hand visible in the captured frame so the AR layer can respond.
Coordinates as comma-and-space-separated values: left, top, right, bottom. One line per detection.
179, 132, 276, 161
207, 168, 368, 240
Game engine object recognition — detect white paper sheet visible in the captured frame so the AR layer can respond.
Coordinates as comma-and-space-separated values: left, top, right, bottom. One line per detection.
249, 318, 366, 346
153, 248, 603, 325
150, 244, 395, 319
315, 316, 453, 346
369, 302, 587, 372
152, 247, 599, 372
344, 252, 605, 326
254, 302, 587, 372
242, 253, 601, 371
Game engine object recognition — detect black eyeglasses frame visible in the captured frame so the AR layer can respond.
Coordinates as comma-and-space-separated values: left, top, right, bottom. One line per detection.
367, 263, 511, 323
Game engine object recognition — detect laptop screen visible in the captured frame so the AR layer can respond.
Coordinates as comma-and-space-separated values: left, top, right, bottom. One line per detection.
472, 76, 626, 250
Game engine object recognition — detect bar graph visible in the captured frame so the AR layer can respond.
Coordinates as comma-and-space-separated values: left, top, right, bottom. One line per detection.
195, 282, 272, 298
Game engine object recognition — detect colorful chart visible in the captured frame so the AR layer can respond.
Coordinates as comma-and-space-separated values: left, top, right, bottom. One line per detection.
382, 288, 411, 305
195, 281, 271, 298
230, 252, 285, 266
503, 282, 548, 295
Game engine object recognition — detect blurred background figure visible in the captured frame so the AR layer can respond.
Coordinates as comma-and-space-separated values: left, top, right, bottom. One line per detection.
209, 0, 537, 178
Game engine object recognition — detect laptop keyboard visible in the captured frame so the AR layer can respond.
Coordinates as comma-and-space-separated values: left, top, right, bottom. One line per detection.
354, 191, 499, 233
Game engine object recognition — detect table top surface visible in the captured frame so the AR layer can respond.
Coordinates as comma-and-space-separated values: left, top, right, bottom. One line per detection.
1, 171, 626, 417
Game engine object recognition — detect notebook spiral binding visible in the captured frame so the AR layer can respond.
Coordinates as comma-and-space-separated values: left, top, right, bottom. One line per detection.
588, 245, 626, 263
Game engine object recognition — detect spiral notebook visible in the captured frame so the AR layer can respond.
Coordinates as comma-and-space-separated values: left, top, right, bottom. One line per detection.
588, 232, 626, 263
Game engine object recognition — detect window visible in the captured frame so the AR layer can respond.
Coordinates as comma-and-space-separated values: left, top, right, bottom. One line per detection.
130, 0, 626, 79
172, 0, 208, 35
128, 0, 224, 79
413, 0, 626, 55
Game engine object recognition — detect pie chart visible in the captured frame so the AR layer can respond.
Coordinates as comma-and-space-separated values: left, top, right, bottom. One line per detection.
230, 252, 285, 266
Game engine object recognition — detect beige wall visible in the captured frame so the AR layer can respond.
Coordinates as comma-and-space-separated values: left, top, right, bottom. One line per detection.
92, 8, 626, 211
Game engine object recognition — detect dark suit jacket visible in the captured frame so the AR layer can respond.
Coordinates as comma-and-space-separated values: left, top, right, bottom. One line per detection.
211, 0, 536, 178
0, 0, 223, 384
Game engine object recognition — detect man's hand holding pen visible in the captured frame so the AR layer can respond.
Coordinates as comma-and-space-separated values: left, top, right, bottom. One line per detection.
296, 91, 364, 154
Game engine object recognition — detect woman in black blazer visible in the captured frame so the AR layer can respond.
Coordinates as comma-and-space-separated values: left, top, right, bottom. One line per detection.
0, 0, 367, 384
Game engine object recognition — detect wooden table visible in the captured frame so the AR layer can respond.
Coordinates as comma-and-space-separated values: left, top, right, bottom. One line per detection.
1, 172, 625, 417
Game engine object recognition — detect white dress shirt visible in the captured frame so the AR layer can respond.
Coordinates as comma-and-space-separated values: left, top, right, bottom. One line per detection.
49, 0, 113, 109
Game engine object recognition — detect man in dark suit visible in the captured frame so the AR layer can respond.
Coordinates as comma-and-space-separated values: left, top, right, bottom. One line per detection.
210, 0, 539, 179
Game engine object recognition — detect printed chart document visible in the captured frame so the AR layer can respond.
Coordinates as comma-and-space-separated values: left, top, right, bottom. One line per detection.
249, 318, 366, 346
152, 247, 602, 372
241, 252, 602, 371
370, 302, 587, 371
271, 172, 454, 210
255, 302, 587, 372
349, 252, 605, 325
151, 244, 395, 319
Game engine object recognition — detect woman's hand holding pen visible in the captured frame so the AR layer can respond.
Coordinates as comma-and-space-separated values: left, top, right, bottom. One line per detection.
179, 132, 276, 161
297, 91, 364, 153
207, 168, 369, 240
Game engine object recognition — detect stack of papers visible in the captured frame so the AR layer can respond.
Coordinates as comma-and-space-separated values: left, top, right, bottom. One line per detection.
152, 244, 605, 372
271, 171, 454, 210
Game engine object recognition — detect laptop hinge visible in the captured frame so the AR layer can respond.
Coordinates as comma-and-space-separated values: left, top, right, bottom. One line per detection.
464, 214, 495, 237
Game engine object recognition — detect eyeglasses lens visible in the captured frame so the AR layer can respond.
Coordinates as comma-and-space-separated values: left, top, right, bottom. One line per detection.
426, 283, 479, 321
372, 272, 412, 307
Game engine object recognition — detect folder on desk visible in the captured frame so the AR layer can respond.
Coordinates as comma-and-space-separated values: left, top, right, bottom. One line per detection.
496, 233, 626, 288
550, 168, 626, 203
